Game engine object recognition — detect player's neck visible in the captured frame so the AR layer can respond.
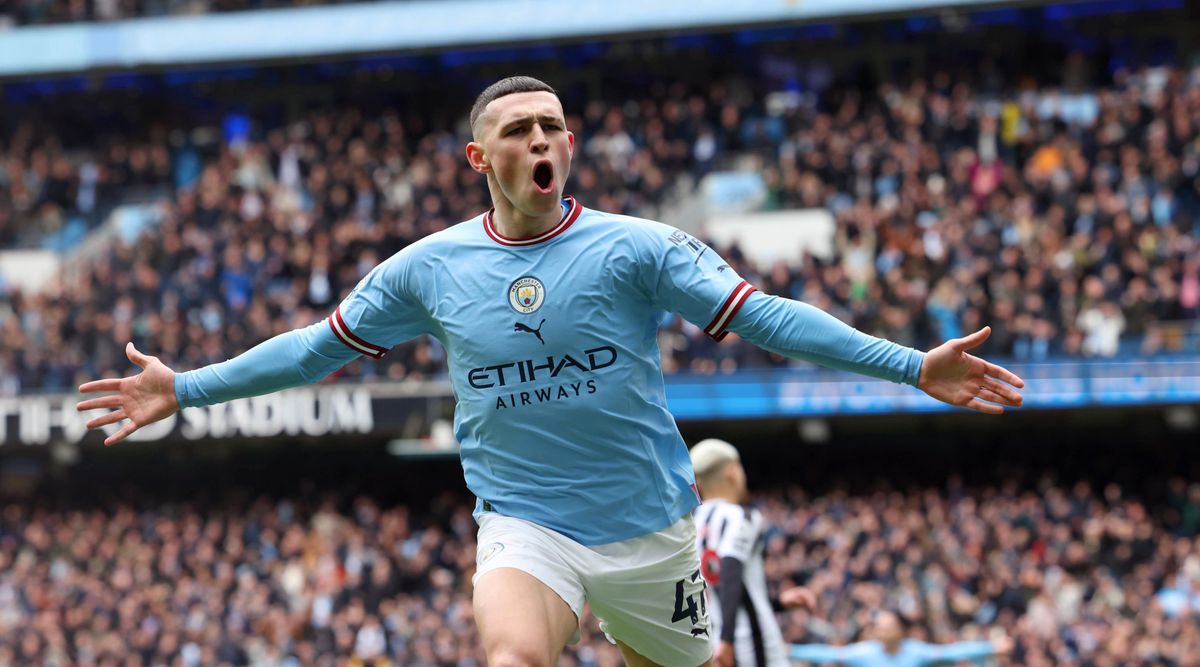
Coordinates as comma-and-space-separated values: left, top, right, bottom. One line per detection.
489, 195, 562, 240
705, 487, 744, 505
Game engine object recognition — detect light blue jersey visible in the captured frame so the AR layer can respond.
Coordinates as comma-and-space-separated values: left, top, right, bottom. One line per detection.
176, 197, 924, 545
790, 639, 996, 666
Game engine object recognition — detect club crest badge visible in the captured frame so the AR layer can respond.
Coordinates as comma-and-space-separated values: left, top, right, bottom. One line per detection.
508, 276, 545, 314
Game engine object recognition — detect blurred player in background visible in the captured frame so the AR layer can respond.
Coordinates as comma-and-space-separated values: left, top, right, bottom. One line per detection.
691, 438, 816, 667
77, 76, 1024, 667
789, 611, 1013, 666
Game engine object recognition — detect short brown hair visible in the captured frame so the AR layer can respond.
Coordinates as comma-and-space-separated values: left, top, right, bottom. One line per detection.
469, 76, 557, 132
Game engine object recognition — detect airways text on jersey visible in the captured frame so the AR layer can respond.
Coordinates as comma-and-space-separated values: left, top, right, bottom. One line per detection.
467, 346, 618, 410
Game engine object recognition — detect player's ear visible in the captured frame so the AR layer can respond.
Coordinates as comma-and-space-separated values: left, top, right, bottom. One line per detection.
567, 130, 575, 157
466, 141, 490, 174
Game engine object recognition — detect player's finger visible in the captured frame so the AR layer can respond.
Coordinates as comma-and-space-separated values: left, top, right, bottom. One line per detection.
976, 387, 1013, 407
76, 395, 123, 412
86, 410, 127, 430
126, 342, 153, 369
105, 421, 139, 447
965, 397, 1004, 415
79, 378, 123, 394
985, 360, 1025, 388
952, 326, 991, 352
981, 378, 1022, 407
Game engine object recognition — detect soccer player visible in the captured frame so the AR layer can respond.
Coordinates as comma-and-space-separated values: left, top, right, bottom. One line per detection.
690, 438, 816, 667
76, 76, 1024, 667
789, 611, 1013, 666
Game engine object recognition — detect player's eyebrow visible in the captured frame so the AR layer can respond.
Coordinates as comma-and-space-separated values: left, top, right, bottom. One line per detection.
497, 112, 565, 133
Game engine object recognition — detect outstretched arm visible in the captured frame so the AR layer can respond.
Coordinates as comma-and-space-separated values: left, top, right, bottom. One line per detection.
173, 319, 358, 407
78, 245, 430, 447
76, 320, 358, 446
789, 641, 871, 665
729, 293, 1023, 414
912, 637, 1012, 664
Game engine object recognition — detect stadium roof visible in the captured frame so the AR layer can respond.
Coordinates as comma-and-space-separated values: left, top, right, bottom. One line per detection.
0, 0, 1029, 78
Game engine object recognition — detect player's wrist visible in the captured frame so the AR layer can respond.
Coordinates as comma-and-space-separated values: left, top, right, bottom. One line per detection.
910, 349, 928, 388
165, 368, 180, 411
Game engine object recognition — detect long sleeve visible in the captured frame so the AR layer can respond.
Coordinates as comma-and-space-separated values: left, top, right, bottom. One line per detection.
729, 292, 925, 386
176, 242, 432, 409
790, 641, 876, 666
174, 320, 357, 408
714, 556, 746, 643
911, 640, 996, 664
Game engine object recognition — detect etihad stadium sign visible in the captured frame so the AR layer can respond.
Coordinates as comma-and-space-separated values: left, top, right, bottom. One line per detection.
2, 359, 1198, 446
0, 383, 453, 447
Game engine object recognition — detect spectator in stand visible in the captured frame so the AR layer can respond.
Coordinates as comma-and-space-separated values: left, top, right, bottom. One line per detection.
789, 611, 1012, 666
2, 62, 1200, 392
2, 463, 1199, 666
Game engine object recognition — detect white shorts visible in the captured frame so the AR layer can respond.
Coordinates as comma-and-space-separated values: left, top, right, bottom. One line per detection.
473, 513, 712, 667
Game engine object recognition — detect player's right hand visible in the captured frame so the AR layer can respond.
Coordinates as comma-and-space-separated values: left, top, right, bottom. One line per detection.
779, 586, 817, 610
76, 342, 179, 446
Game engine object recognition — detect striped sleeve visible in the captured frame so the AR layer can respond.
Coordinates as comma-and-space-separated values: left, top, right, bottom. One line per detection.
635, 221, 754, 340
704, 280, 758, 341
330, 248, 431, 358
328, 305, 388, 359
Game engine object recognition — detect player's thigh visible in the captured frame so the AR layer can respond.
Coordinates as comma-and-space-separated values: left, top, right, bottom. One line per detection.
474, 567, 578, 666
616, 639, 713, 667
587, 518, 713, 666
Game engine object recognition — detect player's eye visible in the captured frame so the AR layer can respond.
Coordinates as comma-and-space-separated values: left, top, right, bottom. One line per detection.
506, 126, 526, 136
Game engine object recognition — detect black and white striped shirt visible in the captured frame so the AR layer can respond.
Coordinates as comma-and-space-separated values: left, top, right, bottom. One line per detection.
694, 499, 788, 667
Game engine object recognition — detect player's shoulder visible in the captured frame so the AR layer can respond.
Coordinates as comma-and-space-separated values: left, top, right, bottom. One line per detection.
700, 499, 750, 524
576, 205, 680, 246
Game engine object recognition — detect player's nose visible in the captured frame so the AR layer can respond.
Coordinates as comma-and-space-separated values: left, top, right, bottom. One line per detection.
529, 124, 549, 152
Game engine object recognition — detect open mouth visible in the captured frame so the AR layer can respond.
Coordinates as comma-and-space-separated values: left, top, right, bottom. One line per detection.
532, 160, 554, 194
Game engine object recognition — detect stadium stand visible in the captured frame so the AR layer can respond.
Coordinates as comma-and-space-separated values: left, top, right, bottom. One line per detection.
1, 60, 1198, 393
2, 442, 1198, 666
3, 5, 1200, 665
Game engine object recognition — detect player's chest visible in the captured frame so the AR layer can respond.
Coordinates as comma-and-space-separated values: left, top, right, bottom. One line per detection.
425, 249, 639, 355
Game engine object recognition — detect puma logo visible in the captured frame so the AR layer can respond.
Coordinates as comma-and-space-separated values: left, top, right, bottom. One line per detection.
513, 319, 546, 345
691, 628, 709, 638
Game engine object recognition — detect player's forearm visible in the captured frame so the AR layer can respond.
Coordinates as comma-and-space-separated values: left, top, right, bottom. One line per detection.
789, 643, 853, 662
920, 640, 996, 663
715, 556, 746, 643
730, 292, 924, 386
174, 321, 357, 408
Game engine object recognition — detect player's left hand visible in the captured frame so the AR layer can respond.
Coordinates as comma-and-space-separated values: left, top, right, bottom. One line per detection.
917, 327, 1024, 414
779, 586, 816, 610
713, 641, 735, 667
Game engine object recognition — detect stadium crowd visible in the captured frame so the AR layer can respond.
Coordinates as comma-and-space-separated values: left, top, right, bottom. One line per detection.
2, 468, 1199, 666
0, 0, 366, 26
2, 62, 1200, 393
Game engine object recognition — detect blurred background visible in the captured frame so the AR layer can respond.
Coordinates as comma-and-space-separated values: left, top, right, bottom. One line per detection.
2, 0, 1200, 665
